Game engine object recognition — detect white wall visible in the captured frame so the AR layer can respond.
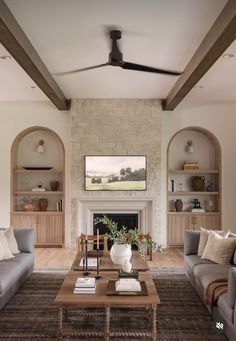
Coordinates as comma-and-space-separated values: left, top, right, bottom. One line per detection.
0, 101, 236, 248
0, 101, 70, 245
161, 102, 236, 240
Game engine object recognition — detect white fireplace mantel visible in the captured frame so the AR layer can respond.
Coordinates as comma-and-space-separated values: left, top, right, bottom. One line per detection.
77, 198, 155, 236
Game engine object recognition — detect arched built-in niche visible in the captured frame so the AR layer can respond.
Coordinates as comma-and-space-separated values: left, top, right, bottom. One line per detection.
11, 126, 65, 247
166, 126, 221, 247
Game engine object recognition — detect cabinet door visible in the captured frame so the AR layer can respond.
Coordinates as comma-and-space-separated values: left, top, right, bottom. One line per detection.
11, 214, 37, 228
193, 214, 221, 230
167, 214, 192, 246
10, 214, 37, 243
36, 215, 63, 246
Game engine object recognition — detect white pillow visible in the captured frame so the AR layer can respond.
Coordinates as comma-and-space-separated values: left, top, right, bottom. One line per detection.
0, 231, 14, 260
197, 227, 209, 256
201, 230, 236, 264
4, 226, 20, 254
198, 228, 229, 256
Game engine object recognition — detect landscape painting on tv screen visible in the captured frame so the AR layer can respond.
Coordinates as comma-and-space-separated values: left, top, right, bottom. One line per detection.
85, 156, 147, 191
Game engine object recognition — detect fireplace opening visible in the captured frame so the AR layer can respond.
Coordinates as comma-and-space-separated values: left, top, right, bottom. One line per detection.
93, 213, 138, 250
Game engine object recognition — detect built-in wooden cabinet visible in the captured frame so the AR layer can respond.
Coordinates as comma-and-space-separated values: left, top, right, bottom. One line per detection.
167, 212, 221, 246
11, 212, 64, 246
167, 127, 221, 247
10, 127, 65, 247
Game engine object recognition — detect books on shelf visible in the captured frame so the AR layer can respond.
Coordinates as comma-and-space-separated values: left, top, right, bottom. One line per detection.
56, 198, 63, 212
115, 278, 141, 292
74, 277, 96, 294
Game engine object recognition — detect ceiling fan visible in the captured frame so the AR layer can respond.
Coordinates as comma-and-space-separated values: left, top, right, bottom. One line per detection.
55, 30, 182, 76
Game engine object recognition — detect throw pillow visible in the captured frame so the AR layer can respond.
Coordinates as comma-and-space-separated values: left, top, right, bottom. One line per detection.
0, 231, 14, 260
197, 228, 228, 257
201, 230, 236, 264
4, 226, 20, 254
197, 227, 209, 256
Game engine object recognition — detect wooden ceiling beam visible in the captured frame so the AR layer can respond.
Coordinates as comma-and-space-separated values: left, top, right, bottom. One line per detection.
162, 0, 236, 111
0, 1, 70, 110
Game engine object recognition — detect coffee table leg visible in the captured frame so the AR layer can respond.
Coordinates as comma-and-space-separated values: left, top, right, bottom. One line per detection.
58, 307, 63, 340
104, 305, 110, 341
152, 305, 157, 341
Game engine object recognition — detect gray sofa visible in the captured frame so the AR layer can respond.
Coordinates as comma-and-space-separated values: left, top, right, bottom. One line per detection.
184, 230, 236, 341
0, 228, 35, 310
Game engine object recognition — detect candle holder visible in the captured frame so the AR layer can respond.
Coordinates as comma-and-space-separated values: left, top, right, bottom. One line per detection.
83, 239, 91, 276
95, 248, 102, 280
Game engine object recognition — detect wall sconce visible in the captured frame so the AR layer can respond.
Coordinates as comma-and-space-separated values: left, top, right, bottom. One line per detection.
36, 140, 45, 153
186, 140, 194, 154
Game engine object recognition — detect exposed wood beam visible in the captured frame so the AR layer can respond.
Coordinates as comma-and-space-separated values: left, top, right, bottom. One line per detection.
0, 1, 70, 110
162, 0, 236, 111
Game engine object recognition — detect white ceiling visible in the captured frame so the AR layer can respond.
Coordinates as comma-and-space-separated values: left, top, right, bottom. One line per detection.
1, 0, 236, 106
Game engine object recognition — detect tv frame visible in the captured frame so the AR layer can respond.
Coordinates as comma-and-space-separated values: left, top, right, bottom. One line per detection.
84, 155, 147, 191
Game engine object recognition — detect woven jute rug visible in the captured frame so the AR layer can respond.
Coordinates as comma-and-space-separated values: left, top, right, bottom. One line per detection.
0, 269, 227, 340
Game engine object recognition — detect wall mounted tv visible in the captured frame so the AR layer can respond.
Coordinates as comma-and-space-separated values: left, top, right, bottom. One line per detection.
85, 155, 147, 191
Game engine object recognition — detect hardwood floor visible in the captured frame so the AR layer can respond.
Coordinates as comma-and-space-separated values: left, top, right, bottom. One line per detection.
35, 247, 184, 270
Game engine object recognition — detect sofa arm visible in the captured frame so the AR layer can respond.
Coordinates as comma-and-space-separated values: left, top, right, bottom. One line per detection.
184, 230, 200, 255
14, 228, 35, 253
226, 267, 236, 309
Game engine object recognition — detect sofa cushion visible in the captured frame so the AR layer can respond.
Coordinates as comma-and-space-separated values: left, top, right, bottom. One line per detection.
4, 226, 20, 254
194, 263, 230, 293
14, 229, 35, 253
0, 253, 33, 293
229, 232, 236, 265
202, 230, 236, 264
185, 254, 216, 271
184, 230, 200, 255
197, 227, 209, 256
0, 231, 14, 260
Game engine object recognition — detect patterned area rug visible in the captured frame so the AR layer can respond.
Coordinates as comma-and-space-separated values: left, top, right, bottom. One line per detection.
0, 269, 227, 340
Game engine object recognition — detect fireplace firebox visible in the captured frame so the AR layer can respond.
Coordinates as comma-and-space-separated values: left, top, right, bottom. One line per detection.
93, 213, 138, 250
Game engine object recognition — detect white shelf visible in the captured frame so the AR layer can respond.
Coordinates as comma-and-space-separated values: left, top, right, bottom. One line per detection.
168, 170, 219, 174
14, 168, 62, 174
14, 191, 63, 195
168, 191, 219, 195
167, 211, 221, 215
11, 211, 64, 215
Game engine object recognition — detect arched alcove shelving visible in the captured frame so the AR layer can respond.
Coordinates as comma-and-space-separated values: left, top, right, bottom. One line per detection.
167, 126, 221, 247
10, 126, 65, 247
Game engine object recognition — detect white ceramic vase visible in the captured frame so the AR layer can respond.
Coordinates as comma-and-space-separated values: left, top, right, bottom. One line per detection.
110, 243, 132, 265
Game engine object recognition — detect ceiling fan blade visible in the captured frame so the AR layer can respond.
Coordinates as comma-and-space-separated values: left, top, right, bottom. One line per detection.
121, 62, 182, 76
54, 62, 110, 76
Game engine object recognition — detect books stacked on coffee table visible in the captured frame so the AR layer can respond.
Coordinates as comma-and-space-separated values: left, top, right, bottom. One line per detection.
74, 277, 96, 294
115, 278, 141, 292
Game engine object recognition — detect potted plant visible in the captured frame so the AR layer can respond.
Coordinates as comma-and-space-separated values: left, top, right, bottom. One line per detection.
20, 196, 36, 211
94, 215, 163, 264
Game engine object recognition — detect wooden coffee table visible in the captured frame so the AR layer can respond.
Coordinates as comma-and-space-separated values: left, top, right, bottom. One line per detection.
71, 251, 149, 271
54, 271, 160, 340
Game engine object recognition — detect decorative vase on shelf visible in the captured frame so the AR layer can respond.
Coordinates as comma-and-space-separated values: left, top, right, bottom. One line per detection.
50, 181, 59, 191
38, 198, 48, 211
175, 199, 183, 212
192, 176, 205, 191
110, 244, 132, 265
